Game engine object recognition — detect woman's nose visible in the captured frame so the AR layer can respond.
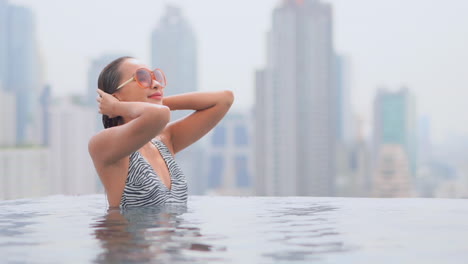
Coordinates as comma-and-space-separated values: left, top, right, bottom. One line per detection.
151, 79, 162, 89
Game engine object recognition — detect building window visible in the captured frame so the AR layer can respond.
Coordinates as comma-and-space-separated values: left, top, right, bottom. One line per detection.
234, 125, 248, 146
235, 155, 250, 188
208, 155, 223, 189
212, 125, 226, 146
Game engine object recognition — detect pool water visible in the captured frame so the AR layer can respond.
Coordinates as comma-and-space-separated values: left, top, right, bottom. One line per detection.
0, 195, 467, 263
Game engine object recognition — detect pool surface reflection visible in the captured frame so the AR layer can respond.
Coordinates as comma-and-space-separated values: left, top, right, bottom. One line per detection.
0, 195, 467, 263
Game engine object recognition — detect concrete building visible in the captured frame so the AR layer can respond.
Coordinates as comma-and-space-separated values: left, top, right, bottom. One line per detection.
0, 89, 16, 146
0, 0, 7, 87
373, 87, 417, 175
0, 147, 50, 200
48, 98, 101, 195
151, 5, 197, 122
334, 54, 354, 145
206, 111, 254, 195
372, 144, 413, 197
255, 0, 336, 196
3, 3, 43, 145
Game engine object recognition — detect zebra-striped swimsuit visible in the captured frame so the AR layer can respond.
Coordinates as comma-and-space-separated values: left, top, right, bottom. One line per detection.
119, 139, 188, 208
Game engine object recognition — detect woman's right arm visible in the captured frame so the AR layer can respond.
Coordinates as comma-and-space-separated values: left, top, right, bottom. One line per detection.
88, 89, 170, 165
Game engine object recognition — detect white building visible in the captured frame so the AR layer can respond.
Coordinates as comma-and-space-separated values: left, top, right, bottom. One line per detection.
0, 147, 50, 200
206, 112, 254, 195
372, 144, 413, 197
48, 97, 101, 195
0, 89, 16, 146
255, 0, 336, 196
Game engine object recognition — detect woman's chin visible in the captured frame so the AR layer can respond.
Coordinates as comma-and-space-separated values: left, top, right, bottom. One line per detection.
147, 97, 163, 104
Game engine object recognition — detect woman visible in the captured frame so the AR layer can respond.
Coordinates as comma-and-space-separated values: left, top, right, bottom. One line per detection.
88, 56, 234, 208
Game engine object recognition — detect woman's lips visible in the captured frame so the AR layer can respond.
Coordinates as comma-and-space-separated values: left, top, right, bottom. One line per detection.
148, 92, 162, 99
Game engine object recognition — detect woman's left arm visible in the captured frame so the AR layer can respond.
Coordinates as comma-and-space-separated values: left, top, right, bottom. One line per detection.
162, 90, 234, 154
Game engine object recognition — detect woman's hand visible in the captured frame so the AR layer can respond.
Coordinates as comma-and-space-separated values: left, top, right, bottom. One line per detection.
96, 89, 120, 118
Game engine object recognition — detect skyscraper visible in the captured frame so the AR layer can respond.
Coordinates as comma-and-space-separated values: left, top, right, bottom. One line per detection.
3, 3, 43, 145
0, 0, 7, 87
255, 0, 336, 196
334, 54, 354, 145
372, 87, 417, 197
373, 87, 417, 175
151, 5, 205, 195
0, 147, 50, 200
39, 85, 51, 146
0, 89, 16, 146
206, 111, 254, 195
151, 5, 197, 121
48, 97, 100, 195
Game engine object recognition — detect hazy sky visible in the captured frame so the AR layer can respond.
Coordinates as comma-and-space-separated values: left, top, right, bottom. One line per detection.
11, 0, 468, 143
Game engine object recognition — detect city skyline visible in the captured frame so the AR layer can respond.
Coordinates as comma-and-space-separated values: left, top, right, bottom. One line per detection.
1, 0, 467, 200
8, 0, 468, 144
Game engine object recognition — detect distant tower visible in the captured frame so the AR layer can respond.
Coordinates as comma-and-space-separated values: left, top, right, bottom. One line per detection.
48, 98, 100, 195
372, 87, 417, 197
39, 84, 51, 146
373, 87, 417, 175
2, 4, 43, 145
255, 0, 336, 196
151, 5, 197, 121
0, 0, 8, 87
334, 54, 354, 145
0, 89, 16, 146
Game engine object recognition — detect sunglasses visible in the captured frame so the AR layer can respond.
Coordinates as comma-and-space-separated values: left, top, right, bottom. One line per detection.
116, 68, 167, 90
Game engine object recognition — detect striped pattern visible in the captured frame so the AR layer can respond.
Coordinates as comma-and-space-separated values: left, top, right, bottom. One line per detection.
120, 139, 188, 208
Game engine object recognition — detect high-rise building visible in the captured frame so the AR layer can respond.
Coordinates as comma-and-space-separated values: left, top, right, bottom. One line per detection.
372, 87, 417, 197
417, 115, 431, 165
151, 5, 205, 195
335, 117, 371, 197
39, 85, 51, 146
0, 147, 50, 200
255, 0, 336, 196
334, 54, 354, 145
151, 5, 197, 121
373, 87, 417, 175
0, 0, 7, 87
206, 111, 254, 195
48, 97, 101, 195
372, 144, 412, 197
3, 3, 43, 145
0, 89, 16, 146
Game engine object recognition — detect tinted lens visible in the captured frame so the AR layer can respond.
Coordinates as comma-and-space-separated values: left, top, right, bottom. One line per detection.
153, 69, 167, 87
135, 69, 152, 88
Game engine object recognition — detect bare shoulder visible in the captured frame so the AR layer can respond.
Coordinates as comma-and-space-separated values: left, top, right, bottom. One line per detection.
88, 128, 111, 162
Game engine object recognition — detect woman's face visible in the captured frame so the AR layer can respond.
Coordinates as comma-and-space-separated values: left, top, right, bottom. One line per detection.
114, 58, 164, 104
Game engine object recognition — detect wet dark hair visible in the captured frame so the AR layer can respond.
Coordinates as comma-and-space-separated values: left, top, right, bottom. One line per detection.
97, 56, 133, 129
